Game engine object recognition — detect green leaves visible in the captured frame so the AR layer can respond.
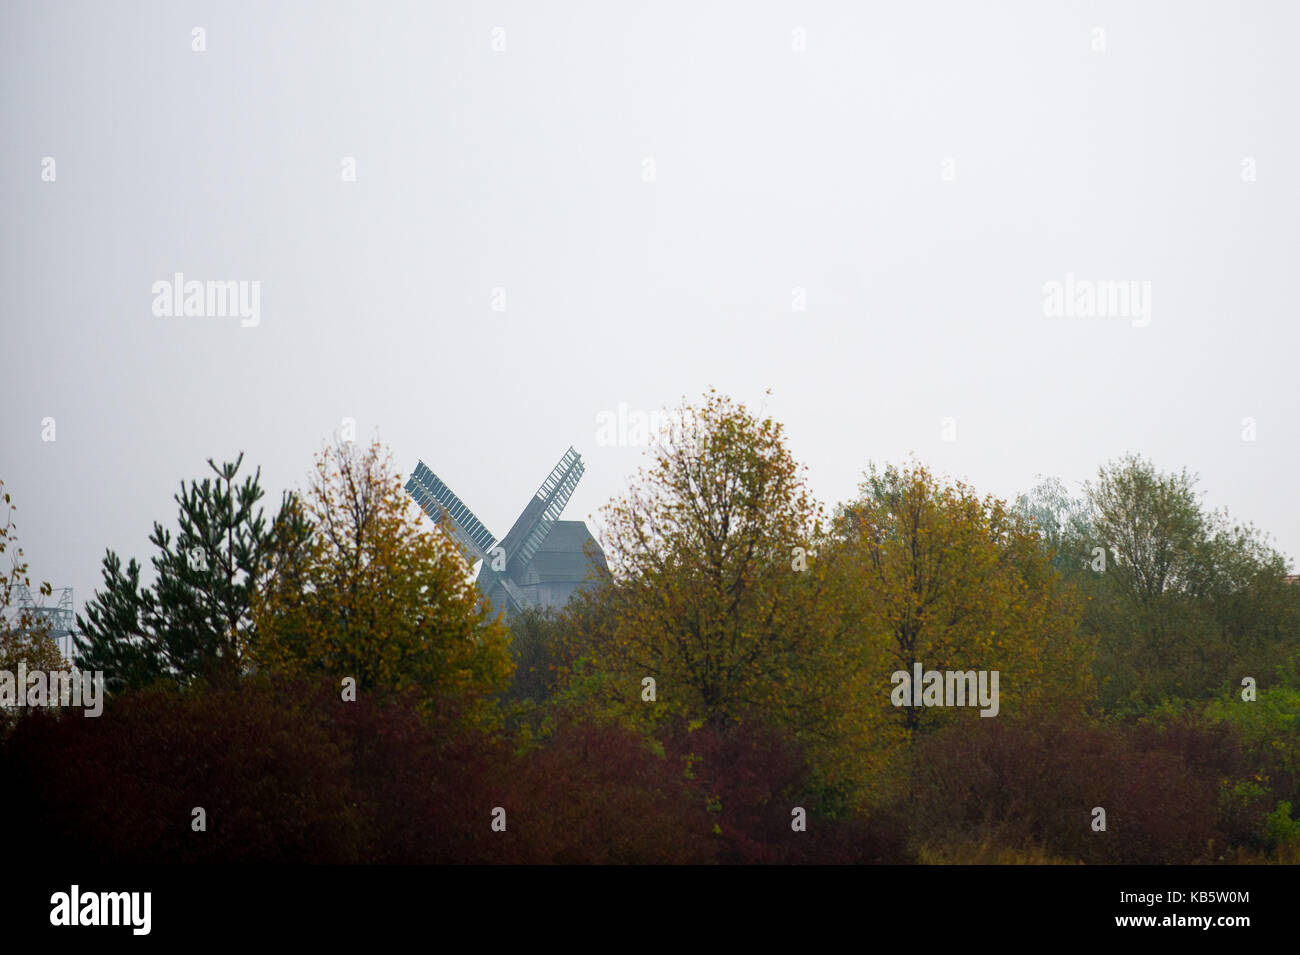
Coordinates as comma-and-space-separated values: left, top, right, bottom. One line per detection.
74, 454, 289, 693
73, 552, 164, 695
1078, 455, 1300, 711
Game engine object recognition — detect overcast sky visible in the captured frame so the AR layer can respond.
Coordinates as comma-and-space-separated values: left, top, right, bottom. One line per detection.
3, 1, 1298, 613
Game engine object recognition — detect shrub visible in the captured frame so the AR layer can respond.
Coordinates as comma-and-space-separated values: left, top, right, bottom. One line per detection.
909, 711, 1241, 864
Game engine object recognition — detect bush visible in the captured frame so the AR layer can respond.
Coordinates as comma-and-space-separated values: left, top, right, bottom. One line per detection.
663, 718, 912, 864
1, 677, 361, 862
909, 711, 1244, 864
0, 679, 909, 864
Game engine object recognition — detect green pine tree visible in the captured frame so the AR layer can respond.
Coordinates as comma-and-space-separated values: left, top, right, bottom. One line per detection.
75, 454, 300, 693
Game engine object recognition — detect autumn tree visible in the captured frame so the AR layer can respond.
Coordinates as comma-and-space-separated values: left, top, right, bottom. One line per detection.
832, 462, 1092, 741
569, 389, 845, 738
251, 437, 513, 725
1, 480, 66, 734
74, 454, 287, 693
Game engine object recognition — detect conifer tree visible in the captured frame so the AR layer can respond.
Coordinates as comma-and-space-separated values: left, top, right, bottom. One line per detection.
74, 454, 293, 693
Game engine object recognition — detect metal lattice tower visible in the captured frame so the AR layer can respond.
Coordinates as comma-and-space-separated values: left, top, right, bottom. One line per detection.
14, 584, 76, 662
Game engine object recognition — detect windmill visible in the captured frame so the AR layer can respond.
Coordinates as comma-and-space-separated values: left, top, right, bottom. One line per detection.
404, 447, 605, 616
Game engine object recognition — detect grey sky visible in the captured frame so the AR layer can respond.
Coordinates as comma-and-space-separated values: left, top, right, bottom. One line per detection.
3, 1, 1297, 612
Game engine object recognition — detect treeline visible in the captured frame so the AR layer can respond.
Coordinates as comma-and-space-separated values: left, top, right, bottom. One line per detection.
1, 391, 1297, 863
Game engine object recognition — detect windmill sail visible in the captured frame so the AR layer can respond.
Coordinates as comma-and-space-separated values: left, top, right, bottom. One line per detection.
497, 447, 585, 578
405, 446, 603, 617
404, 460, 497, 562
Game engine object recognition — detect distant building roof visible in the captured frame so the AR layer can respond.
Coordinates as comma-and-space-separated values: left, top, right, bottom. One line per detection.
522, 521, 604, 580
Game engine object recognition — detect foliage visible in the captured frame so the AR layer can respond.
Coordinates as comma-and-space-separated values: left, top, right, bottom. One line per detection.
502, 606, 571, 707
1080, 454, 1298, 710
568, 389, 846, 743
74, 454, 290, 693
0, 481, 66, 735
0, 676, 908, 864
661, 717, 911, 863
823, 461, 1092, 807
252, 437, 513, 726
1205, 686, 1300, 828
1263, 801, 1300, 851
1015, 475, 1094, 578
1, 676, 362, 862
11, 399, 1300, 864
909, 711, 1244, 864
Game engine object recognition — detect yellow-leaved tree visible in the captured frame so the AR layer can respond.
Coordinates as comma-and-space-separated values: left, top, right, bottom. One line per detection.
566, 389, 849, 741
251, 438, 513, 726
824, 461, 1093, 807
